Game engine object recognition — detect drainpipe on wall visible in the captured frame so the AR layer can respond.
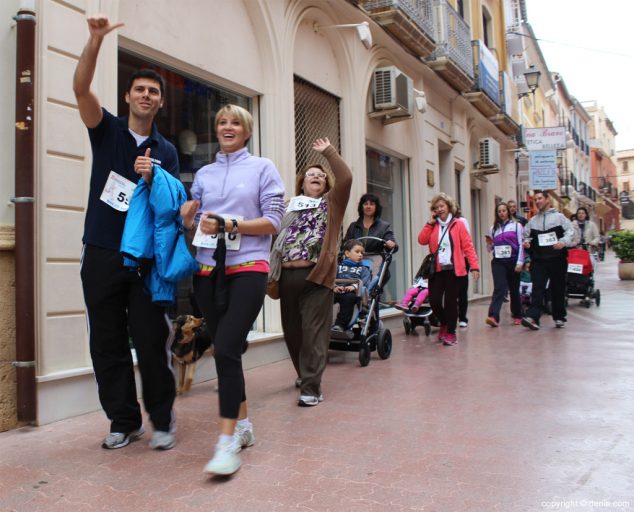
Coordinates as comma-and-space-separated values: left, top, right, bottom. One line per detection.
11, 1, 36, 423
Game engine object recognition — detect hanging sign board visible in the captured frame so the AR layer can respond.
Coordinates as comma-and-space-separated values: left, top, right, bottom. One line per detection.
529, 150, 558, 190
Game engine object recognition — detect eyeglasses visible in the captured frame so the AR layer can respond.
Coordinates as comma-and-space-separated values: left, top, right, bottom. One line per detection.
305, 171, 327, 179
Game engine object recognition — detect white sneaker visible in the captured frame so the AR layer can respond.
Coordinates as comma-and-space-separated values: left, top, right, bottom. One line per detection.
458, 321, 468, 328
298, 394, 323, 407
203, 438, 241, 475
102, 426, 145, 449
149, 430, 175, 450
234, 425, 255, 449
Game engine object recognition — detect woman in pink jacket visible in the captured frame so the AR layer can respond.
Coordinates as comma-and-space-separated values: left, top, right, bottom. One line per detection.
418, 193, 480, 346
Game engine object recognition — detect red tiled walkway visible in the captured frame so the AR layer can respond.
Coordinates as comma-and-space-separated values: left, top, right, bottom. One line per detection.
1, 253, 633, 511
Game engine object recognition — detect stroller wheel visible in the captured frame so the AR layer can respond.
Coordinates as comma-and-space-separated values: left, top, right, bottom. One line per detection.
358, 340, 371, 367
377, 329, 392, 360
403, 317, 411, 335
424, 322, 431, 336
584, 299, 591, 308
594, 289, 601, 306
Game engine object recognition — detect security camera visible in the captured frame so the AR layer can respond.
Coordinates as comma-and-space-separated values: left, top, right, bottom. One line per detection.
413, 88, 427, 114
355, 22, 372, 50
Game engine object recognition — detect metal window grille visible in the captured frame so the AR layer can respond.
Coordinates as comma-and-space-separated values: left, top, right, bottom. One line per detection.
294, 76, 341, 173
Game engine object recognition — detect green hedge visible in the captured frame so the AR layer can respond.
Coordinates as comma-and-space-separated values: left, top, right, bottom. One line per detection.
609, 230, 634, 262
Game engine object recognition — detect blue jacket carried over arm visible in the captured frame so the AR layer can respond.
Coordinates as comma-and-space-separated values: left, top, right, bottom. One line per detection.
120, 165, 199, 305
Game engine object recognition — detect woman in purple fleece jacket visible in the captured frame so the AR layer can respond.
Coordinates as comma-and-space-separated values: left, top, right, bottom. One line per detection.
181, 104, 285, 476
485, 202, 525, 327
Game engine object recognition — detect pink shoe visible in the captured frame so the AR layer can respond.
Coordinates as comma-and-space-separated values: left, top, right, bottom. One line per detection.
513, 318, 522, 325
443, 332, 458, 346
485, 316, 499, 327
437, 325, 447, 342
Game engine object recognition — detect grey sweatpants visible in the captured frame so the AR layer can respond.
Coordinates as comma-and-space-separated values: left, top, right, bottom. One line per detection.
279, 267, 333, 397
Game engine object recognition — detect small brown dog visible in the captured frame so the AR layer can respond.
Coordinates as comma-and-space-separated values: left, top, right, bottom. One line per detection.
171, 315, 213, 393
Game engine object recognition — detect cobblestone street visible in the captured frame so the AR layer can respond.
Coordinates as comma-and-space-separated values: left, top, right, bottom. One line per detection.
1, 253, 632, 512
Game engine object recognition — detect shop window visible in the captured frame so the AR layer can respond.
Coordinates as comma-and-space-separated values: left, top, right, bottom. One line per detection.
118, 51, 250, 184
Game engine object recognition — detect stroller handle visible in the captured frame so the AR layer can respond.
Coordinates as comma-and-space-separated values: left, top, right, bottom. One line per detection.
356, 236, 397, 255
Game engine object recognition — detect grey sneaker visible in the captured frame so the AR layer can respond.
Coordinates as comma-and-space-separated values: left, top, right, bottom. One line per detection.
102, 426, 145, 449
555, 319, 565, 328
521, 316, 540, 331
234, 425, 255, 449
149, 430, 175, 450
298, 394, 324, 407
203, 438, 241, 475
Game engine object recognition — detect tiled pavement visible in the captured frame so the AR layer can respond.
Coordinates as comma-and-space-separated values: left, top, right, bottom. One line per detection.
1, 253, 633, 512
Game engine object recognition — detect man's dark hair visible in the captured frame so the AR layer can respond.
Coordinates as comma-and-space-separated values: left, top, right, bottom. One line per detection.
357, 193, 382, 219
533, 190, 549, 199
126, 69, 166, 97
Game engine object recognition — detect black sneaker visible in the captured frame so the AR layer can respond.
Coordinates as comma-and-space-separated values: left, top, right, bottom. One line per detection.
521, 317, 540, 331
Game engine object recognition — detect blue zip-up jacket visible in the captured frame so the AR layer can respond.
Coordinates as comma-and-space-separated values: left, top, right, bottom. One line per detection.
336, 258, 372, 290
121, 165, 199, 305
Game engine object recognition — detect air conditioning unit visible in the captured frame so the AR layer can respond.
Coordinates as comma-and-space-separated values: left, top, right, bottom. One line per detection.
477, 138, 501, 173
369, 66, 413, 124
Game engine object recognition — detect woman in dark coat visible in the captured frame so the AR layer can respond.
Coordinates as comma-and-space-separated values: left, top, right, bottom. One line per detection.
343, 193, 397, 254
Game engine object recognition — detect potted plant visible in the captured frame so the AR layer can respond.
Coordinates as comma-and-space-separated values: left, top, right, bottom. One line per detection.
609, 230, 634, 280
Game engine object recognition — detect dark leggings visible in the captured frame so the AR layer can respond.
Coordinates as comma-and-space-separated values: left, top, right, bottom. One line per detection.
428, 270, 464, 334
193, 271, 267, 419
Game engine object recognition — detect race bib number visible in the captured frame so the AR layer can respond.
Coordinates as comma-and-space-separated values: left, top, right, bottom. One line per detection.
567, 263, 583, 274
537, 232, 558, 247
494, 245, 512, 259
192, 214, 243, 251
100, 171, 137, 212
287, 195, 322, 212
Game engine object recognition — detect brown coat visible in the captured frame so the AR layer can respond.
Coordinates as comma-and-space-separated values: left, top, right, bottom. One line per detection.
305, 145, 352, 289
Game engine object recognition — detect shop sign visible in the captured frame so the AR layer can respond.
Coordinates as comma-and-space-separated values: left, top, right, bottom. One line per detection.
524, 127, 567, 150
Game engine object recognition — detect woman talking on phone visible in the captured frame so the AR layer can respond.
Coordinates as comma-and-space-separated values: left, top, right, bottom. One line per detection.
418, 193, 479, 346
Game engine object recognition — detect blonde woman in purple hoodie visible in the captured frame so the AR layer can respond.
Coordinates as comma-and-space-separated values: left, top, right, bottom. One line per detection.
181, 104, 285, 476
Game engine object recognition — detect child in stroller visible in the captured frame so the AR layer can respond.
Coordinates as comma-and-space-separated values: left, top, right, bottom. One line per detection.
333, 239, 372, 332
400, 261, 435, 336
395, 271, 428, 313
329, 236, 394, 366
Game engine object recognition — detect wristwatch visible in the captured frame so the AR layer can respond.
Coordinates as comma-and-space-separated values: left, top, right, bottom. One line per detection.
230, 218, 239, 234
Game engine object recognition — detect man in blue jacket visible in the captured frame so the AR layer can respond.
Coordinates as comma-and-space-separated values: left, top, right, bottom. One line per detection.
73, 15, 178, 450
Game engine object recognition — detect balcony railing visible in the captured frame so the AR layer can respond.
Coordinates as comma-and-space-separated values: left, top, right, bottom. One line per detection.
429, 0, 473, 79
360, 0, 436, 57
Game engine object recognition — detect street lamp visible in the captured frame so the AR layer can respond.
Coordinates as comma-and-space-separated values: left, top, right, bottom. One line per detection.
518, 65, 541, 99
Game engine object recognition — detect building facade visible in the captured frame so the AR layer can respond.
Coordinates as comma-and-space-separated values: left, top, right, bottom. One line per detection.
2, 0, 524, 427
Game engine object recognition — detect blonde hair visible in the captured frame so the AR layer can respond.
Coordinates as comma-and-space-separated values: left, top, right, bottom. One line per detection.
430, 192, 458, 216
295, 163, 335, 196
214, 104, 253, 136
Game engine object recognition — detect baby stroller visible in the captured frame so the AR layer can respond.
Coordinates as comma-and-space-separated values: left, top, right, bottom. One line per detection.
402, 306, 435, 336
566, 247, 600, 308
399, 276, 435, 336
329, 236, 394, 367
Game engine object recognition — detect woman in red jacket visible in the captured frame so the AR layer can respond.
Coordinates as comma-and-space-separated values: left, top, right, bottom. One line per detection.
418, 193, 480, 345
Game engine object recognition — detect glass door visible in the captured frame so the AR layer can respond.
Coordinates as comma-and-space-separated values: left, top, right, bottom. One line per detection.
366, 148, 408, 305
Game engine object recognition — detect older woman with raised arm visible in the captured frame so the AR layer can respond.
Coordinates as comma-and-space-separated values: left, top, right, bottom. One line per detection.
269, 138, 352, 407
